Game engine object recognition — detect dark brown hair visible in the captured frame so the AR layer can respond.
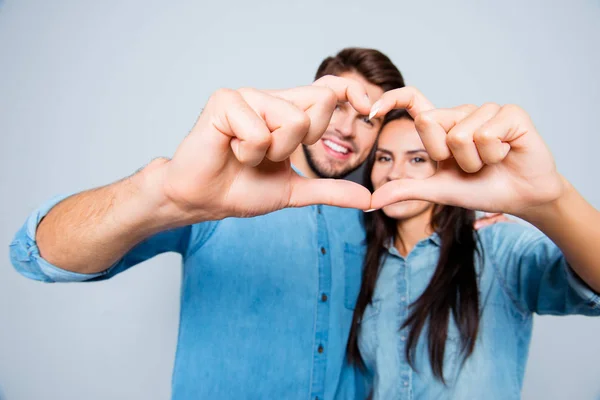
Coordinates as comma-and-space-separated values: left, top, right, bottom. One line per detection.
315, 48, 405, 92
346, 109, 481, 383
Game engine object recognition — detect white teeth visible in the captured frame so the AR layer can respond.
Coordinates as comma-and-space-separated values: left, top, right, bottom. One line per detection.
323, 139, 349, 154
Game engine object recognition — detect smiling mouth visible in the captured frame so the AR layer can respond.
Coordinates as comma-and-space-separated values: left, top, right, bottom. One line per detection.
322, 139, 353, 158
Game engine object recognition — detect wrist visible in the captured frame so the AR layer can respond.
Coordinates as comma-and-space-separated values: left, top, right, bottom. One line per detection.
128, 158, 201, 233
517, 175, 572, 227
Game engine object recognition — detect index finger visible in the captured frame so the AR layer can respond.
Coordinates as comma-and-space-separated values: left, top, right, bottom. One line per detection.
311, 75, 372, 115
369, 86, 435, 120
265, 75, 372, 115
266, 86, 338, 144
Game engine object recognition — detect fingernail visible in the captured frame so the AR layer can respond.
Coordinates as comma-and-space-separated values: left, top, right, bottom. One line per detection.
369, 101, 381, 120
364, 208, 377, 213
501, 143, 511, 158
231, 139, 240, 156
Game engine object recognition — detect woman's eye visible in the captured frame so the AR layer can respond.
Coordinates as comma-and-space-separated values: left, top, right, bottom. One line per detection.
377, 156, 392, 163
411, 157, 426, 164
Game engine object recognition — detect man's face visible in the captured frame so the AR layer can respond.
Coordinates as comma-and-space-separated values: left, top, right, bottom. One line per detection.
303, 71, 385, 179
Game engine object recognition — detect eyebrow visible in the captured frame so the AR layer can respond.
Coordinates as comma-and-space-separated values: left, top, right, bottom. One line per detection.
376, 147, 427, 155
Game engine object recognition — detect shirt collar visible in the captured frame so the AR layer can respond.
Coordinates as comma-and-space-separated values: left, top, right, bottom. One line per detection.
384, 232, 441, 256
291, 164, 304, 177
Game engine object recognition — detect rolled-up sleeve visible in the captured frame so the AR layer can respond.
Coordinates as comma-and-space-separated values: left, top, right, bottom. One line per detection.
9, 194, 196, 283
8, 194, 94, 282
564, 264, 600, 311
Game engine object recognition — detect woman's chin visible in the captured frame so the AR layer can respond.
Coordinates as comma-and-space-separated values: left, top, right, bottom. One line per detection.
382, 200, 432, 221
382, 202, 416, 220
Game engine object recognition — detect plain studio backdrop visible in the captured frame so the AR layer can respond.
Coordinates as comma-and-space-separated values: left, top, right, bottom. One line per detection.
1, 1, 599, 399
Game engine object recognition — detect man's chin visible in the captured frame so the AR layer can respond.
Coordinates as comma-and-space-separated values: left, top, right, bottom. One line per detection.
313, 164, 358, 179
304, 146, 360, 179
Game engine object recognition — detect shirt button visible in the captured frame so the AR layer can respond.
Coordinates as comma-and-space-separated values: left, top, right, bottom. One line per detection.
404, 381, 409, 387
321, 293, 328, 302
320, 247, 326, 255
318, 345, 324, 353
401, 335, 406, 341
400, 296, 406, 302
317, 206, 322, 214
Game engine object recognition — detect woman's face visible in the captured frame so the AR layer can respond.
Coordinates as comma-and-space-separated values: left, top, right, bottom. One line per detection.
371, 118, 437, 221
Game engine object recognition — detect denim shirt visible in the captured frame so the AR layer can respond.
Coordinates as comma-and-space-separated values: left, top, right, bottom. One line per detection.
9, 194, 370, 400
358, 222, 600, 400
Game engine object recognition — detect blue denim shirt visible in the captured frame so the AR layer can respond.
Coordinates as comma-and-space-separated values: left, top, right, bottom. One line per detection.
9, 194, 370, 399
358, 222, 600, 400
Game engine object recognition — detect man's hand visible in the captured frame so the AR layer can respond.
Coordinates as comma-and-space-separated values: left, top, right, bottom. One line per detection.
145, 76, 374, 224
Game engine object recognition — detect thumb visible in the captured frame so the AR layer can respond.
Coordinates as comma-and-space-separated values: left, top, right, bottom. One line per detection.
370, 176, 455, 210
289, 175, 372, 210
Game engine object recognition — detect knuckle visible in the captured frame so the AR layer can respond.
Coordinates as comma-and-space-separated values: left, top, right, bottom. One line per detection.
500, 103, 525, 117
253, 131, 272, 149
236, 87, 258, 97
314, 74, 337, 85
480, 102, 500, 111
473, 128, 495, 143
320, 87, 338, 109
447, 130, 472, 146
210, 88, 238, 103
414, 111, 435, 130
457, 104, 478, 114
290, 111, 311, 131
405, 85, 419, 95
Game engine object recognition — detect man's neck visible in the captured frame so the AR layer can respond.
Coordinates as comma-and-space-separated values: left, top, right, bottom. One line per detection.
290, 146, 319, 179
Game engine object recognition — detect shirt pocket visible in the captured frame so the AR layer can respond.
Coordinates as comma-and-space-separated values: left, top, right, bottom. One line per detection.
360, 299, 381, 323
344, 242, 367, 310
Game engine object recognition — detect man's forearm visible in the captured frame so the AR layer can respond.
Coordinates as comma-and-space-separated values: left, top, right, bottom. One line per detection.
36, 159, 191, 274
521, 177, 600, 293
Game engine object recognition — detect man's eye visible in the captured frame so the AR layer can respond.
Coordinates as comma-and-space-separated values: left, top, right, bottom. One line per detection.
361, 116, 374, 127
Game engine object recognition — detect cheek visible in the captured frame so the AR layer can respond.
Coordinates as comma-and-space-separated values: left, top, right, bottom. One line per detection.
356, 132, 377, 157
370, 166, 386, 190
407, 164, 436, 179
305, 141, 322, 156
423, 163, 437, 178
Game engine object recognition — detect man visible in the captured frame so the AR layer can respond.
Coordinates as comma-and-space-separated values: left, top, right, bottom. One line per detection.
10, 48, 405, 399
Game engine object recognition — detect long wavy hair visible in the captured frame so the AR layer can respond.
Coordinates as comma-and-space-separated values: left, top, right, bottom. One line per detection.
346, 109, 481, 383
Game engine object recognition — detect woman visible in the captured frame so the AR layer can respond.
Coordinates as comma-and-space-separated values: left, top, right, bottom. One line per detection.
347, 91, 600, 399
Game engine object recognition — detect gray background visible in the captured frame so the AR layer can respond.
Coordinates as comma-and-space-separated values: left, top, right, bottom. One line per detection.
1, 1, 599, 399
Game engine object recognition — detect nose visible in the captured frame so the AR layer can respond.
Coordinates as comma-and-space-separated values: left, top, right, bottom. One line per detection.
387, 163, 407, 182
333, 110, 355, 139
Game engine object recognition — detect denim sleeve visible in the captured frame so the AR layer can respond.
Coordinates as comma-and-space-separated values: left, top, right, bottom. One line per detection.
9, 194, 215, 283
487, 222, 600, 316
